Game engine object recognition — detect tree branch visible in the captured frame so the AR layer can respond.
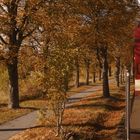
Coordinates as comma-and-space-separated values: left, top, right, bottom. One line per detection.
31, 35, 42, 46
0, 4, 8, 14
23, 28, 37, 39
0, 55, 5, 61
19, 15, 29, 31
0, 35, 8, 45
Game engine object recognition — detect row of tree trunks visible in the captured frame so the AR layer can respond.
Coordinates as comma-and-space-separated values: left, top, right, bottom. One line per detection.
75, 62, 103, 86
115, 60, 134, 87
75, 67, 112, 86
115, 61, 132, 87
74, 45, 111, 98
75, 58, 91, 87
120, 65, 125, 84
75, 46, 110, 98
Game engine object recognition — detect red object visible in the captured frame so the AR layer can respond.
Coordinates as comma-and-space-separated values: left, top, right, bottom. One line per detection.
134, 24, 140, 79
135, 91, 140, 96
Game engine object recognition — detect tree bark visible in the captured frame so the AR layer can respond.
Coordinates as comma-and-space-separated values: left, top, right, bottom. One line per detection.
99, 69, 102, 81
7, 1, 20, 108
85, 60, 90, 85
7, 57, 19, 108
109, 65, 112, 77
120, 65, 124, 84
115, 57, 120, 87
130, 63, 134, 83
120, 68, 123, 84
96, 48, 102, 81
93, 71, 96, 83
75, 58, 80, 88
122, 67, 125, 83
102, 47, 110, 98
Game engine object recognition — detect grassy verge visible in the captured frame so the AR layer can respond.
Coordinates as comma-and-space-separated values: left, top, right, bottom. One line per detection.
0, 84, 96, 125
10, 83, 134, 140
0, 99, 48, 125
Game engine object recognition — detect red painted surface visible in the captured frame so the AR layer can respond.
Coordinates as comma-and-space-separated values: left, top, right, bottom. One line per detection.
135, 91, 140, 96
134, 25, 140, 79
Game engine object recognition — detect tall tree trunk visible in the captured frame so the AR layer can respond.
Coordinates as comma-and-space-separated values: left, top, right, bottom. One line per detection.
99, 69, 102, 81
109, 65, 112, 77
85, 60, 90, 85
115, 57, 120, 87
130, 63, 134, 83
120, 68, 123, 84
75, 58, 80, 88
120, 65, 124, 84
93, 71, 96, 83
96, 48, 102, 81
122, 67, 125, 83
7, 57, 19, 108
102, 47, 110, 98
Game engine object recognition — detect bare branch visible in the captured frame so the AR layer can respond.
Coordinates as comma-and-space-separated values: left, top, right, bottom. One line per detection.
18, 0, 46, 36
31, 35, 42, 46
19, 15, 29, 31
0, 35, 8, 45
0, 4, 8, 14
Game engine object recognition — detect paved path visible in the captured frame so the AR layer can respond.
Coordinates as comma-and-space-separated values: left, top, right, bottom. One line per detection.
67, 85, 101, 104
0, 83, 103, 140
0, 112, 37, 140
131, 91, 140, 140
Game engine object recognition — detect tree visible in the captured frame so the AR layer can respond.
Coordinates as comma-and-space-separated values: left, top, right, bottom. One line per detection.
74, 54, 80, 87
0, 0, 45, 108
84, 58, 90, 85
37, 1, 77, 136
43, 41, 74, 136
70, 0, 138, 97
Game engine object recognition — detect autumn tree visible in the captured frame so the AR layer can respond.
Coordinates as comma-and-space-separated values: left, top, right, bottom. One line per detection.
37, 1, 77, 136
109, 8, 137, 87
70, 0, 138, 97
0, 0, 45, 108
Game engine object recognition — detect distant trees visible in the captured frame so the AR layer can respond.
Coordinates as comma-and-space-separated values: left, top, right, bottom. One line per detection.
74, 55, 80, 87
70, 0, 137, 96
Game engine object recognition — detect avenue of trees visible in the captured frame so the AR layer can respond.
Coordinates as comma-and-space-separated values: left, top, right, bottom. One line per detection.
0, 0, 139, 135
